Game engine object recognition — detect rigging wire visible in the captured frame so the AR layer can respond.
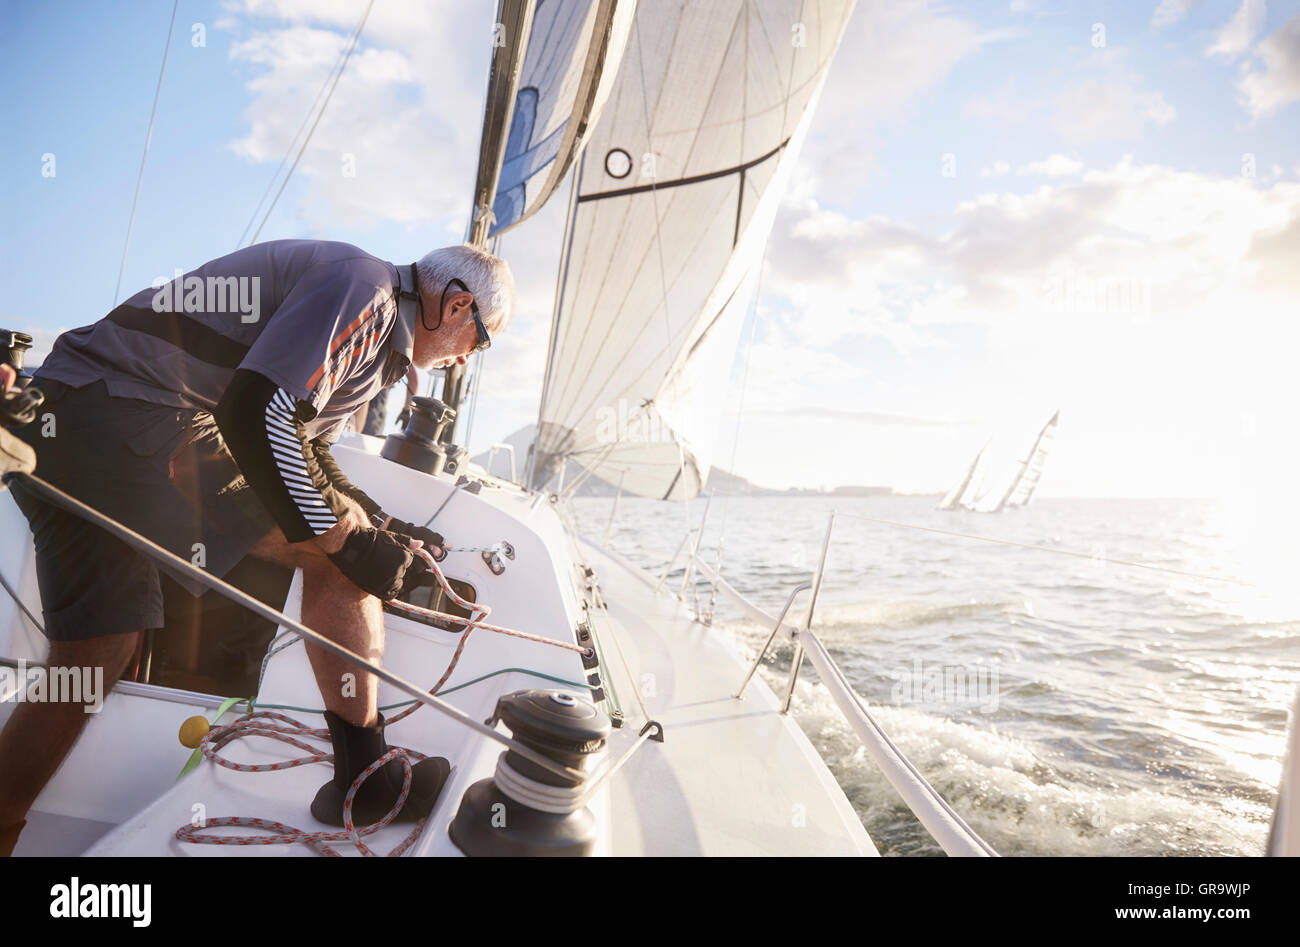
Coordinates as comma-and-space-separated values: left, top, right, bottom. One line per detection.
633, 14, 677, 359
245, 0, 376, 246
235, 9, 362, 248
112, 0, 179, 307
462, 233, 501, 452
705, 0, 803, 617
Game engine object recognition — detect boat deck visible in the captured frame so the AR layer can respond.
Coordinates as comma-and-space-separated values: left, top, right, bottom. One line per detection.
4, 448, 875, 856
584, 538, 876, 855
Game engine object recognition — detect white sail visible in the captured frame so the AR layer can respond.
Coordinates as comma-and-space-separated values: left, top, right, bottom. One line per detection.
530, 0, 857, 499
488, 0, 637, 238
937, 439, 991, 512
994, 410, 1059, 511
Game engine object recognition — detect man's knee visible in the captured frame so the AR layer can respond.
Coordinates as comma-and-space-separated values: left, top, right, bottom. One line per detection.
249, 528, 369, 601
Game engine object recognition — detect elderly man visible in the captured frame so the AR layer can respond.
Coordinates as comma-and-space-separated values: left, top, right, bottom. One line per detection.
0, 240, 514, 855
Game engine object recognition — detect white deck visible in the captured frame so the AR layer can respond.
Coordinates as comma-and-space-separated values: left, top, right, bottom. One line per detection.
2, 440, 874, 856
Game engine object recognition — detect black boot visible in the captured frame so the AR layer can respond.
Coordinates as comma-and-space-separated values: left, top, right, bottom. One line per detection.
311, 711, 451, 828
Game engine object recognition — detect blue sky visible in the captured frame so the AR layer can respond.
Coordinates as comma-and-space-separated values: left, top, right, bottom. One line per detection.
3, 1, 1300, 500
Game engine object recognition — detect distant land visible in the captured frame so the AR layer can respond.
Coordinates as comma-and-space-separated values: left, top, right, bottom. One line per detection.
471, 426, 905, 498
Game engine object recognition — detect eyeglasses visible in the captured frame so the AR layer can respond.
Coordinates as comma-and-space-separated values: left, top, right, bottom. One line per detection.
442, 278, 490, 354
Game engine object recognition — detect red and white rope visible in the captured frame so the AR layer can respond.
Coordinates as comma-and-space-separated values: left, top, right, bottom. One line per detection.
175, 544, 590, 855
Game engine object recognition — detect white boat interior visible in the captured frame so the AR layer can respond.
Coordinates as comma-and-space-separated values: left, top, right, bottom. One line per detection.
1, 434, 875, 856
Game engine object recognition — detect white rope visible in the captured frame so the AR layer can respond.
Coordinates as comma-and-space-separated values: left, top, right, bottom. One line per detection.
493, 756, 587, 815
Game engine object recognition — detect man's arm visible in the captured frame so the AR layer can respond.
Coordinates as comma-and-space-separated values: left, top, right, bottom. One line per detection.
309, 438, 388, 528
309, 437, 451, 558
215, 369, 428, 599
215, 369, 363, 552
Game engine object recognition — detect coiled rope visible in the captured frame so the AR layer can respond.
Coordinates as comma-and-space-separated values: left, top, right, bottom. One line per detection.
176, 546, 591, 855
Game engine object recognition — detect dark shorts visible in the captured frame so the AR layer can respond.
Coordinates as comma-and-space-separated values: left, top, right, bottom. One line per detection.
7, 379, 276, 642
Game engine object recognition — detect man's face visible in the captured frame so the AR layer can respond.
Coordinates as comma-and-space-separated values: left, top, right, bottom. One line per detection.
416, 288, 509, 370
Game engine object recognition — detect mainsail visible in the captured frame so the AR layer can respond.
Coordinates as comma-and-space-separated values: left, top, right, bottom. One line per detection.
993, 410, 1059, 511
937, 439, 991, 512
528, 0, 857, 499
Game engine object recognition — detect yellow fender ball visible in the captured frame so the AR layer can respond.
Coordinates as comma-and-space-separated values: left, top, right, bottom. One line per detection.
179, 716, 210, 749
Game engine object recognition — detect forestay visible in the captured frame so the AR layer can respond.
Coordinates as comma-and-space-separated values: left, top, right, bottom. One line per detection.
530, 0, 857, 500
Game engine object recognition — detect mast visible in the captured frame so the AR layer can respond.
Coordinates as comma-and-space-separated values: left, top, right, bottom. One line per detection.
441, 0, 536, 444
993, 410, 1059, 512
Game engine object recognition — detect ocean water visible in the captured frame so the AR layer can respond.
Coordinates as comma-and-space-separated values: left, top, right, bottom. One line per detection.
571, 495, 1300, 856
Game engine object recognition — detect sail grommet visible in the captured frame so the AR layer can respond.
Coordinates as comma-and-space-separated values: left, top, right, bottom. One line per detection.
448, 688, 609, 857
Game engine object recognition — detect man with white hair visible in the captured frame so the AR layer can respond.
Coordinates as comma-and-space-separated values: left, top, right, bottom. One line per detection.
0, 240, 514, 854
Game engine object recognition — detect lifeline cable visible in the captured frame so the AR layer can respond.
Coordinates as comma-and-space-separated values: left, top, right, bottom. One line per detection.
176, 549, 585, 855
3, 471, 588, 783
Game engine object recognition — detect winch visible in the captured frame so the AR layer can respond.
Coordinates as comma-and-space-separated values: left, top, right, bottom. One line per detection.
449, 689, 610, 857
381, 396, 457, 476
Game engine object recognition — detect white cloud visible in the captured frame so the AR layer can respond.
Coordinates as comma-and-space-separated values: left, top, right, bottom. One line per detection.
1052, 77, 1176, 143
1207, 0, 1268, 59
224, 1, 490, 232
965, 85, 1040, 124
801, 1, 991, 196
1237, 12, 1300, 116
1152, 0, 1199, 28
980, 161, 1012, 177
741, 160, 1300, 491
1017, 155, 1084, 177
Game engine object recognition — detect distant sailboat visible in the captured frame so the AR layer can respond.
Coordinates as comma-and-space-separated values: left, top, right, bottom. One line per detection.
992, 410, 1058, 512
938, 411, 1059, 513
936, 438, 991, 511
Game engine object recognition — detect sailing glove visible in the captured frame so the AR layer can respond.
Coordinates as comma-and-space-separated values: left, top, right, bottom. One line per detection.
327, 528, 429, 600
387, 518, 447, 562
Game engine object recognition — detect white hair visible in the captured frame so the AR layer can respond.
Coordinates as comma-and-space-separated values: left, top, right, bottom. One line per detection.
415, 244, 515, 329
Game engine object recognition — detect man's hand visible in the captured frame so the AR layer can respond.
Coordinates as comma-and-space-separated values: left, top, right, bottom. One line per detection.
387, 517, 447, 561
326, 528, 429, 599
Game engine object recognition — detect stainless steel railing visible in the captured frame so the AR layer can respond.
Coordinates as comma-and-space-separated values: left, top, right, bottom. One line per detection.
693, 509, 997, 857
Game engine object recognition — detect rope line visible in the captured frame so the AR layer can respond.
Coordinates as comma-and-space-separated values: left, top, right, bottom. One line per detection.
175, 547, 591, 855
